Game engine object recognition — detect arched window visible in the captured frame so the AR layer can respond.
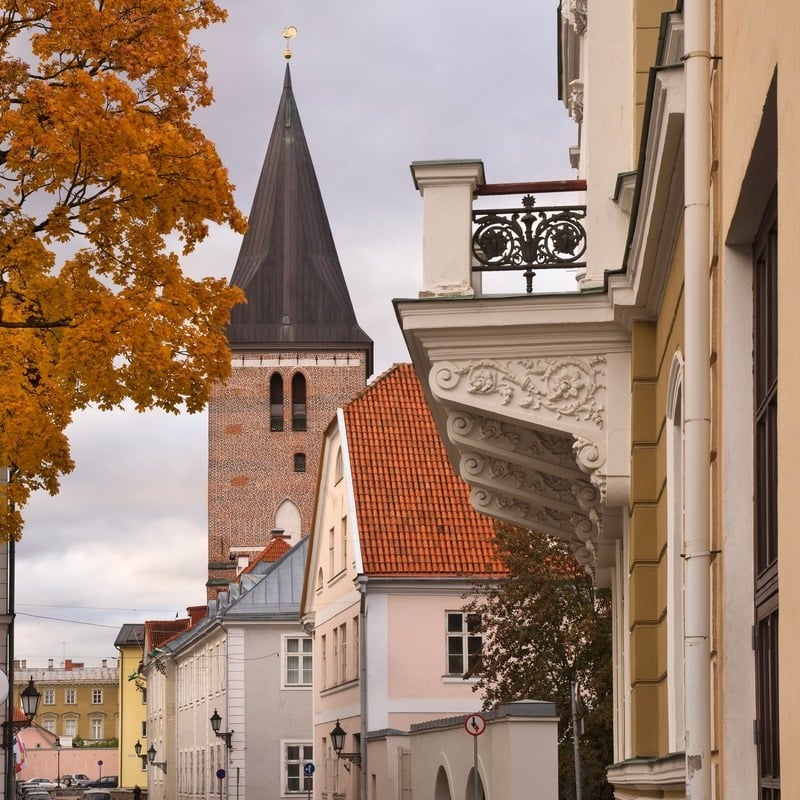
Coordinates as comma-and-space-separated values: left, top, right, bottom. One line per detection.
292, 373, 307, 431
275, 499, 302, 543
334, 447, 344, 483
294, 452, 306, 473
666, 352, 685, 752
270, 373, 284, 432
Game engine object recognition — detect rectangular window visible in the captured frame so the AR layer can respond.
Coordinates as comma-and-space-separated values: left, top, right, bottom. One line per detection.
141, 721, 147, 737
353, 616, 359, 678
90, 719, 103, 740
339, 623, 347, 683
43, 690, 55, 705
42, 719, 55, 734
64, 718, 76, 738
91, 689, 103, 704
341, 516, 348, 571
446, 612, 482, 677
285, 637, 313, 687
332, 628, 339, 685
284, 743, 313, 794
65, 689, 76, 704
321, 635, 327, 690
328, 527, 335, 577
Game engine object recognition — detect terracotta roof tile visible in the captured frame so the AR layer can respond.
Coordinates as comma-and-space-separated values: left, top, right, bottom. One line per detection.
342, 364, 505, 578
242, 537, 292, 574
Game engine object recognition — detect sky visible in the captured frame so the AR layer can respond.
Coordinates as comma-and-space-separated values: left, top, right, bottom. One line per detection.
14, 1, 577, 668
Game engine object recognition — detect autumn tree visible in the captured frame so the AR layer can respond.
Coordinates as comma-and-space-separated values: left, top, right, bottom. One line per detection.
466, 522, 613, 800
0, 0, 247, 539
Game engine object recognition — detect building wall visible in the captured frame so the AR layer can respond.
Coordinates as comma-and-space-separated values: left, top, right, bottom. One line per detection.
627, 228, 684, 759
717, 2, 800, 797
16, 664, 119, 745
117, 644, 147, 789
207, 353, 366, 595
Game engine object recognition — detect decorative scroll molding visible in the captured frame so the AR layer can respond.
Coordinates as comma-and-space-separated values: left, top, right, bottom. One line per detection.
433, 357, 606, 428
568, 79, 584, 125
563, 0, 588, 35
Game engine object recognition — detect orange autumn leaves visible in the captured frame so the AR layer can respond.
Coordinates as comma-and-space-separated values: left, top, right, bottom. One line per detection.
0, 1, 247, 540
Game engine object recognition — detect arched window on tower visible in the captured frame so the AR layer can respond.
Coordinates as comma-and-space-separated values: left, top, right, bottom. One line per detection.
292, 373, 307, 432
270, 373, 284, 431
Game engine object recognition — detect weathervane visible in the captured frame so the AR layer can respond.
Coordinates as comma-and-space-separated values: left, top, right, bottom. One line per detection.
282, 26, 297, 60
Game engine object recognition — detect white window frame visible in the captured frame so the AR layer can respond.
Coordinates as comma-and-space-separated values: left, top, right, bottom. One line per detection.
64, 689, 76, 704
90, 717, 103, 740
282, 741, 313, 794
91, 688, 103, 704
445, 611, 482, 677
282, 635, 313, 689
43, 689, 55, 705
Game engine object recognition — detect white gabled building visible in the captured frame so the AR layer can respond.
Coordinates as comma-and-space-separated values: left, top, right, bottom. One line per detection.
143, 538, 312, 800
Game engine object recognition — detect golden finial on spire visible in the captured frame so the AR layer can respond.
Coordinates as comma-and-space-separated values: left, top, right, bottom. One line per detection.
282, 26, 297, 60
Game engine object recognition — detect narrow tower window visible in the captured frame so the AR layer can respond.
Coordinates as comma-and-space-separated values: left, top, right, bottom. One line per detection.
294, 453, 306, 473
270, 373, 284, 431
292, 373, 307, 431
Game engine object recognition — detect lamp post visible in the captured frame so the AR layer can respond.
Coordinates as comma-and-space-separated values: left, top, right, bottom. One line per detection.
329, 720, 361, 766
55, 739, 61, 789
2, 677, 41, 748
209, 710, 233, 749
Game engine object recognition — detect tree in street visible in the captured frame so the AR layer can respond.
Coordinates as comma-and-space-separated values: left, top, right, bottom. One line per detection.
466, 522, 614, 800
0, 0, 246, 539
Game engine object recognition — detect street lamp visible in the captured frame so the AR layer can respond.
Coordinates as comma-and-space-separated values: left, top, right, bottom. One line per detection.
146, 743, 166, 773
134, 740, 142, 758
329, 720, 361, 767
209, 709, 233, 749
1, 677, 41, 749
55, 739, 61, 788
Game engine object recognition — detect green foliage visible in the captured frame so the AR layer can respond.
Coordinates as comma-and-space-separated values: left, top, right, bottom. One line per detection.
466, 523, 614, 800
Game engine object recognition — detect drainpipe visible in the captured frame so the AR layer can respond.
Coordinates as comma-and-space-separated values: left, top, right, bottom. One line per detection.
682, 2, 712, 799
356, 577, 368, 800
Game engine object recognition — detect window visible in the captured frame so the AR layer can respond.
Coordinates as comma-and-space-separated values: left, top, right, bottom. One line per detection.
341, 516, 348, 571
284, 743, 313, 794
446, 612, 482, 677
270, 372, 284, 431
321, 635, 327, 690
666, 355, 685, 751
332, 628, 339, 685
353, 616, 359, 677
64, 718, 76, 738
92, 689, 103, 704
42, 718, 55, 734
65, 689, 76, 704
291, 373, 307, 431
90, 718, 103, 740
334, 448, 344, 483
285, 637, 313, 687
339, 623, 347, 683
754, 194, 779, 799
43, 689, 55, 705
294, 452, 306, 472
328, 527, 335, 576
141, 721, 147, 736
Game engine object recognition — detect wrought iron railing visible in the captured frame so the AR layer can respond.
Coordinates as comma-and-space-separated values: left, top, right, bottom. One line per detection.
472, 180, 587, 294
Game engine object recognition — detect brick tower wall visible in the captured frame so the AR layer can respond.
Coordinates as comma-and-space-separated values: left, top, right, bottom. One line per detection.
207, 350, 367, 595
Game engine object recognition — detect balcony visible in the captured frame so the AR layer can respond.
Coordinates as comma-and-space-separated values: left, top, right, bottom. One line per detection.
395, 160, 632, 584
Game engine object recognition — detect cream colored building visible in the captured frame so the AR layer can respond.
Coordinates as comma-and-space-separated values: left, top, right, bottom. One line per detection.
396, 1, 796, 798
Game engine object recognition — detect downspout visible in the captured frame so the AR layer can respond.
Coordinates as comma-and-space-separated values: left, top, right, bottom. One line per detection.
356, 577, 368, 800
682, 2, 712, 799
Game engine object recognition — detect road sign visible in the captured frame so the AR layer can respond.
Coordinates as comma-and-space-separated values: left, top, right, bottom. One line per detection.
303, 763, 315, 777
464, 713, 487, 736
216, 769, 226, 780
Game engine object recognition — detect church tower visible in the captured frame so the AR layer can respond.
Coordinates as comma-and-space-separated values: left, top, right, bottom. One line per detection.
207, 65, 373, 596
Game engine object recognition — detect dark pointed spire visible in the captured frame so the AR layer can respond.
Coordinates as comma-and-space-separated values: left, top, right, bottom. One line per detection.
227, 64, 373, 373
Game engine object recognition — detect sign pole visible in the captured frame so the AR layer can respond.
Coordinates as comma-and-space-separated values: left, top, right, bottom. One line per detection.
464, 713, 486, 800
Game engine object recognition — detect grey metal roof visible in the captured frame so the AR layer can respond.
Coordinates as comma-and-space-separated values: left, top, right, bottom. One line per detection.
114, 623, 145, 648
227, 65, 373, 372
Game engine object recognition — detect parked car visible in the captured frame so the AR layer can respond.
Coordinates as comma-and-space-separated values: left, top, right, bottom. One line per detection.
60, 774, 90, 788
24, 792, 51, 800
82, 792, 111, 800
20, 779, 58, 792
84, 777, 117, 789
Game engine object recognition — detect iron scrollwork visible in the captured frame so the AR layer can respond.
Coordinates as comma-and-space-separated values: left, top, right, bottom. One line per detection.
472, 194, 587, 293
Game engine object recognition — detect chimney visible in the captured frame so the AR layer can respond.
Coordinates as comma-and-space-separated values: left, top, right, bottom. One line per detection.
65, 659, 73, 671
48, 659, 53, 669
270, 528, 289, 539
101, 659, 107, 668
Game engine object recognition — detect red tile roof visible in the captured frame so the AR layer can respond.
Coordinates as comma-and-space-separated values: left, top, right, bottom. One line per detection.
342, 364, 504, 577
145, 619, 191, 650
242, 537, 292, 573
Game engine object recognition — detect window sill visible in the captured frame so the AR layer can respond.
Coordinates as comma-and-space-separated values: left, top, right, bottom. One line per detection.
320, 678, 359, 697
